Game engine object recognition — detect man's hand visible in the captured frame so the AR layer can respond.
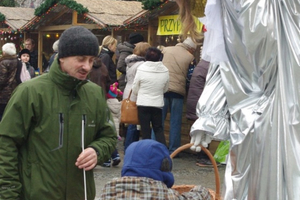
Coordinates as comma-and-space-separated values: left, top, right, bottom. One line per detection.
75, 147, 97, 171
190, 131, 213, 152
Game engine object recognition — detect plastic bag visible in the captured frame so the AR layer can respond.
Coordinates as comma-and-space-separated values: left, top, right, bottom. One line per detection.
213, 140, 230, 163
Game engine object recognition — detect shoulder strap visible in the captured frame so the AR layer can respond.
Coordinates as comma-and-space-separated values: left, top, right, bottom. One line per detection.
127, 90, 132, 100
15, 60, 22, 84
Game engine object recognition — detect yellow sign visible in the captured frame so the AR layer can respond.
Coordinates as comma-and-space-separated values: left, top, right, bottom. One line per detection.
157, 15, 203, 36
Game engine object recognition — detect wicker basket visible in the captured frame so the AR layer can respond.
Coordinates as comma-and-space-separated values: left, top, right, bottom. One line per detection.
170, 143, 221, 200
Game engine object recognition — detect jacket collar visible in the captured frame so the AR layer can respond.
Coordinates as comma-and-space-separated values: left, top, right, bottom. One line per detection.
117, 42, 135, 53
176, 43, 194, 55
100, 48, 114, 58
0, 54, 17, 62
138, 61, 168, 73
125, 54, 145, 65
48, 58, 88, 92
124, 41, 135, 48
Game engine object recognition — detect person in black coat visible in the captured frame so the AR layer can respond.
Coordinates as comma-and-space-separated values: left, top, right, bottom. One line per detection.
24, 38, 48, 72
99, 36, 118, 84
186, 59, 211, 166
186, 59, 210, 121
98, 35, 121, 167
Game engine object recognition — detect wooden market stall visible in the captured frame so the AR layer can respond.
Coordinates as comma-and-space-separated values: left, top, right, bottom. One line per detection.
20, 0, 144, 72
124, 0, 206, 47
0, 7, 35, 55
124, 1, 179, 47
124, 0, 207, 146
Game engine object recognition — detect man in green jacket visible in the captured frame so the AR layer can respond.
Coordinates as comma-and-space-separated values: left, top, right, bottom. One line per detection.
0, 26, 117, 200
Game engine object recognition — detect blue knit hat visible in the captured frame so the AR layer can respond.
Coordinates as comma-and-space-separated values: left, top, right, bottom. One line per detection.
121, 139, 174, 188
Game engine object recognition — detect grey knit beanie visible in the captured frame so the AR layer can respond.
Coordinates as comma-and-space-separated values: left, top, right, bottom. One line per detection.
58, 26, 99, 59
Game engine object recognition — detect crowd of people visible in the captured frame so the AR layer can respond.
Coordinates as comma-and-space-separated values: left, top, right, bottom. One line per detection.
0, 26, 117, 200
1, 0, 299, 199
0, 17, 208, 200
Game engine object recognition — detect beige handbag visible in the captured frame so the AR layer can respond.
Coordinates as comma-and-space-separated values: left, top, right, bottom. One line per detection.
120, 90, 139, 124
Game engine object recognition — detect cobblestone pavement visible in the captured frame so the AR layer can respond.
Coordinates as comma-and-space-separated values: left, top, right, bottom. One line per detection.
94, 139, 226, 198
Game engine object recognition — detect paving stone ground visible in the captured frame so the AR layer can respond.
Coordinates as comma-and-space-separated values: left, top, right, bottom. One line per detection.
93, 139, 226, 198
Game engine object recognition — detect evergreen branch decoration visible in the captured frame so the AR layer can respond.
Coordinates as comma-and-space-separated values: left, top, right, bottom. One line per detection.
0, 13, 5, 22
137, 0, 165, 10
35, 0, 88, 16
35, 0, 57, 16
0, 0, 15, 7
60, 0, 88, 14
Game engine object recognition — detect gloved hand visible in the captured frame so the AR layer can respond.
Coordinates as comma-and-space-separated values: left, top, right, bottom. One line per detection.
190, 131, 213, 152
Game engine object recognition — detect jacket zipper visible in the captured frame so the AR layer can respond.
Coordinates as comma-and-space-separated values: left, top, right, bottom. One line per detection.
51, 113, 64, 151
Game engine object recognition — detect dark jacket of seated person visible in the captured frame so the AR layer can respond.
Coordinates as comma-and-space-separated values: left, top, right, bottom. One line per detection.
99, 139, 211, 200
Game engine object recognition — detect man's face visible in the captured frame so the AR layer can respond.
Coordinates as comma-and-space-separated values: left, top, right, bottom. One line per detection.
20, 53, 30, 63
59, 56, 95, 80
24, 41, 34, 52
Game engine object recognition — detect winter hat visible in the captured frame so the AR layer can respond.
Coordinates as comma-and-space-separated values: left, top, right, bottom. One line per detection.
52, 40, 59, 52
2, 43, 16, 56
121, 139, 174, 188
183, 37, 197, 50
18, 48, 31, 58
129, 33, 144, 44
58, 26, 99, 59
107, 82, 123, 98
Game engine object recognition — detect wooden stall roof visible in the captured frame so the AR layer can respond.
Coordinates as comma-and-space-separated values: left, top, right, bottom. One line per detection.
21, 0, 143, 31
80, 0, 143, 26
0, 7, 35, 30
124, 1, 178, 27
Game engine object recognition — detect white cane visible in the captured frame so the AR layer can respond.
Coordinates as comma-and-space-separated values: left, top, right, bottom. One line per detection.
81, 119, 87, 200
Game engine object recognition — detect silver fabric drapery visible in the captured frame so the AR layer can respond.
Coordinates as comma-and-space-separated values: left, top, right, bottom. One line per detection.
191, 0, 300, 199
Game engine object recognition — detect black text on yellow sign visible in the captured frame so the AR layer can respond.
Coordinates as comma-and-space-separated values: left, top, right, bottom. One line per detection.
157, 15, 203, 36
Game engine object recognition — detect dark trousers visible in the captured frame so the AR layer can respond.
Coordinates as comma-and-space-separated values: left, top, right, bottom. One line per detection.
111, 149, 119, 159
138, 106, 167, 146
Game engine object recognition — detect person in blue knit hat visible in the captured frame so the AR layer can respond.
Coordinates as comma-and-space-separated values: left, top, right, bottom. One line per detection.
99, 139, 211, 200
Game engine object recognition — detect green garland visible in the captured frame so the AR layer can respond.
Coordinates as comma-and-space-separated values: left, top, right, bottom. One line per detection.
0, 13, 5, 22
0, 0, 15, 7
137, 0, 165, 10
35, 0, 89, 16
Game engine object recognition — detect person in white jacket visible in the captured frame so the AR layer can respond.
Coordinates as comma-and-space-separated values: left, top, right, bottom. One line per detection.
123, 42, 151, 151
132, 47, 169, 146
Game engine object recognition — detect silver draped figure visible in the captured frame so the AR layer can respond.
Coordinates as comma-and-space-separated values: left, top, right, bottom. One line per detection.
178, 0, 300, 199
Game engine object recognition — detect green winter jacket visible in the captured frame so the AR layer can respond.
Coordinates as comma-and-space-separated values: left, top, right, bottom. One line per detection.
0, 59, 117, 200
